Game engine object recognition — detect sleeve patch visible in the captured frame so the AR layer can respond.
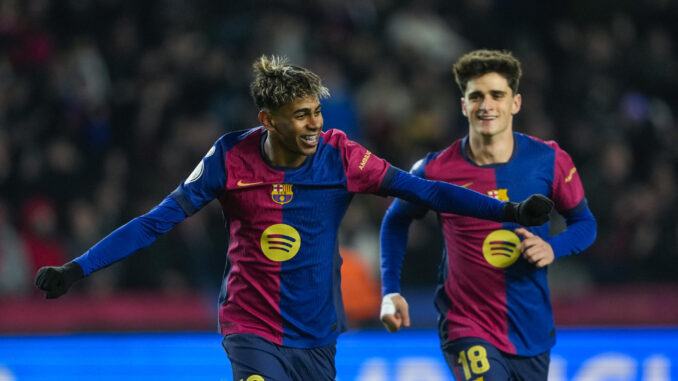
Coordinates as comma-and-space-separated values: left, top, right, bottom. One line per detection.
184, 160, 205, 184
184, 145, 217, 184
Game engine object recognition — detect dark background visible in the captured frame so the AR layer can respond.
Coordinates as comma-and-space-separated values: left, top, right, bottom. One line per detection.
1, 0, 677, 331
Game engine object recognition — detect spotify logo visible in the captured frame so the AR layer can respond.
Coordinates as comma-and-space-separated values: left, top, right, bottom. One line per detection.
260, 224, 301, 262
482, 230, 521, 268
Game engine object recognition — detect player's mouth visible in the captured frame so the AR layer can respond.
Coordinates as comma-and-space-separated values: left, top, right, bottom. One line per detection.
300, 134, 318, 146
478, 115, 497, 121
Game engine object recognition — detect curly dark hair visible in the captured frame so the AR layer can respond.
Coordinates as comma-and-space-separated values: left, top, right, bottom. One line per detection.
453, 49, 522, 95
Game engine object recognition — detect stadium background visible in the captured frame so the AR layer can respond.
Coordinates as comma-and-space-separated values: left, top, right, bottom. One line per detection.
0, 0, 676, 379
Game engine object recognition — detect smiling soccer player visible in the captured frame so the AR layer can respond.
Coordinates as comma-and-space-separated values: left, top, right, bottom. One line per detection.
379, 49, 597, 381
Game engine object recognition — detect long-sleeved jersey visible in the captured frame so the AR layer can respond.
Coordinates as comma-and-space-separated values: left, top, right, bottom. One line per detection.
380, 132, 597, 356
74, 127, 513, 348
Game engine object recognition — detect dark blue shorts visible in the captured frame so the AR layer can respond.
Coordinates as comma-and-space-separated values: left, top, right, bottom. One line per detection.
442, 337, 550, 381
222, 333, 336, 381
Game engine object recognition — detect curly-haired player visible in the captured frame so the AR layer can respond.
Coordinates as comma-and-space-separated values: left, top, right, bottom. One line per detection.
380, 49, 597, 380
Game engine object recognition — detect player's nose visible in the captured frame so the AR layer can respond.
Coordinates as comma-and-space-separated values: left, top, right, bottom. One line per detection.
308, 113, 322, 130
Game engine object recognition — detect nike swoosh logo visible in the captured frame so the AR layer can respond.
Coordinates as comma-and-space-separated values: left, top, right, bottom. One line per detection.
461, 182, 473, 188
237, 180, 263, 187
564, 167, 577, 183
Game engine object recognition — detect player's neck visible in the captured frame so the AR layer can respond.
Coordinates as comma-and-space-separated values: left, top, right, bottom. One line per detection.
466, 132, 514, 165
263, 135, 307, 168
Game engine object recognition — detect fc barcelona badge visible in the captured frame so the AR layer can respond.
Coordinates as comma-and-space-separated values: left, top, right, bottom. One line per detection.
272, 184, 293, 205
487, 188, 509, 201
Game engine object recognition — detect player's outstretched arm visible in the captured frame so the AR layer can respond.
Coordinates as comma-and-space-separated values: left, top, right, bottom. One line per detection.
386, 169, 553, 226
33, 195, 187, 299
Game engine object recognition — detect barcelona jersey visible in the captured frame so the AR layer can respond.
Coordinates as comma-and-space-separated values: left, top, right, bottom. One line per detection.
385, 132, 590, 356
171, 127, 393, 348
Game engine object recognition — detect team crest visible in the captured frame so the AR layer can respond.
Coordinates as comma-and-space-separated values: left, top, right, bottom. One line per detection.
487, 189, 509, 201
271, 184, 294, 204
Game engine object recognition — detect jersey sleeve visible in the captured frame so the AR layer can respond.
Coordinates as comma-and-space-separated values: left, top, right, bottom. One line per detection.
171, 139, 227, 216
545, 142, 597, 257
73, 195, 187, 276
379, 159, 430, 295
331, 130, 392, 194
385, 169, 505, 221
547, 204, 597, 258
550, 143, 585, 215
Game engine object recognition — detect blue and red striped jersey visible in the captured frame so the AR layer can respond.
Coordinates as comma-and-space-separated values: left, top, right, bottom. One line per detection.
381, 132, 595, 356
172, 127, 392, 348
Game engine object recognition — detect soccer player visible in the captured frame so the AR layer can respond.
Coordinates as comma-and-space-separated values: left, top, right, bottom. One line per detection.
35, 55, 553, 381
379, 49, 597, 380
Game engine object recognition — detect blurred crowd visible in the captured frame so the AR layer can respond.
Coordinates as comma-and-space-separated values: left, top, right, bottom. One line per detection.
1, 0, 677, 303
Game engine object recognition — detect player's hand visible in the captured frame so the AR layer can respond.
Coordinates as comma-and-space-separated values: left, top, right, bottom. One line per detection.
34, 262, 84, 299
380, 293, 410, 333
515, 227, 554, 268
503, 194, 553, 226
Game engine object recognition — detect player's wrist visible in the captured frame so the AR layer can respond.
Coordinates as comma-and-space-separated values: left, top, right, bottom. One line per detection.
62, 261, 84, 286
502, 195, 554, 226
380, 293, 400, 319
501, 202, 519, 223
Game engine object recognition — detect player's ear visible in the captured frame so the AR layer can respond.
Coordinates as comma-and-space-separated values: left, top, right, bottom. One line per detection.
511, 93, 522, 115
460, 97, 468, 117
259, 110, 275, 131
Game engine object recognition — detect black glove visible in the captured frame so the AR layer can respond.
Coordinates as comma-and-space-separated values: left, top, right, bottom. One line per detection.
502, 194, 554, 226
34, 261, 84, 299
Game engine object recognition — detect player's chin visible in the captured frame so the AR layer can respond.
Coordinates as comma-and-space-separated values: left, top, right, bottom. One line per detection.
297, 144, 318, 156
477, 125, 497, 135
